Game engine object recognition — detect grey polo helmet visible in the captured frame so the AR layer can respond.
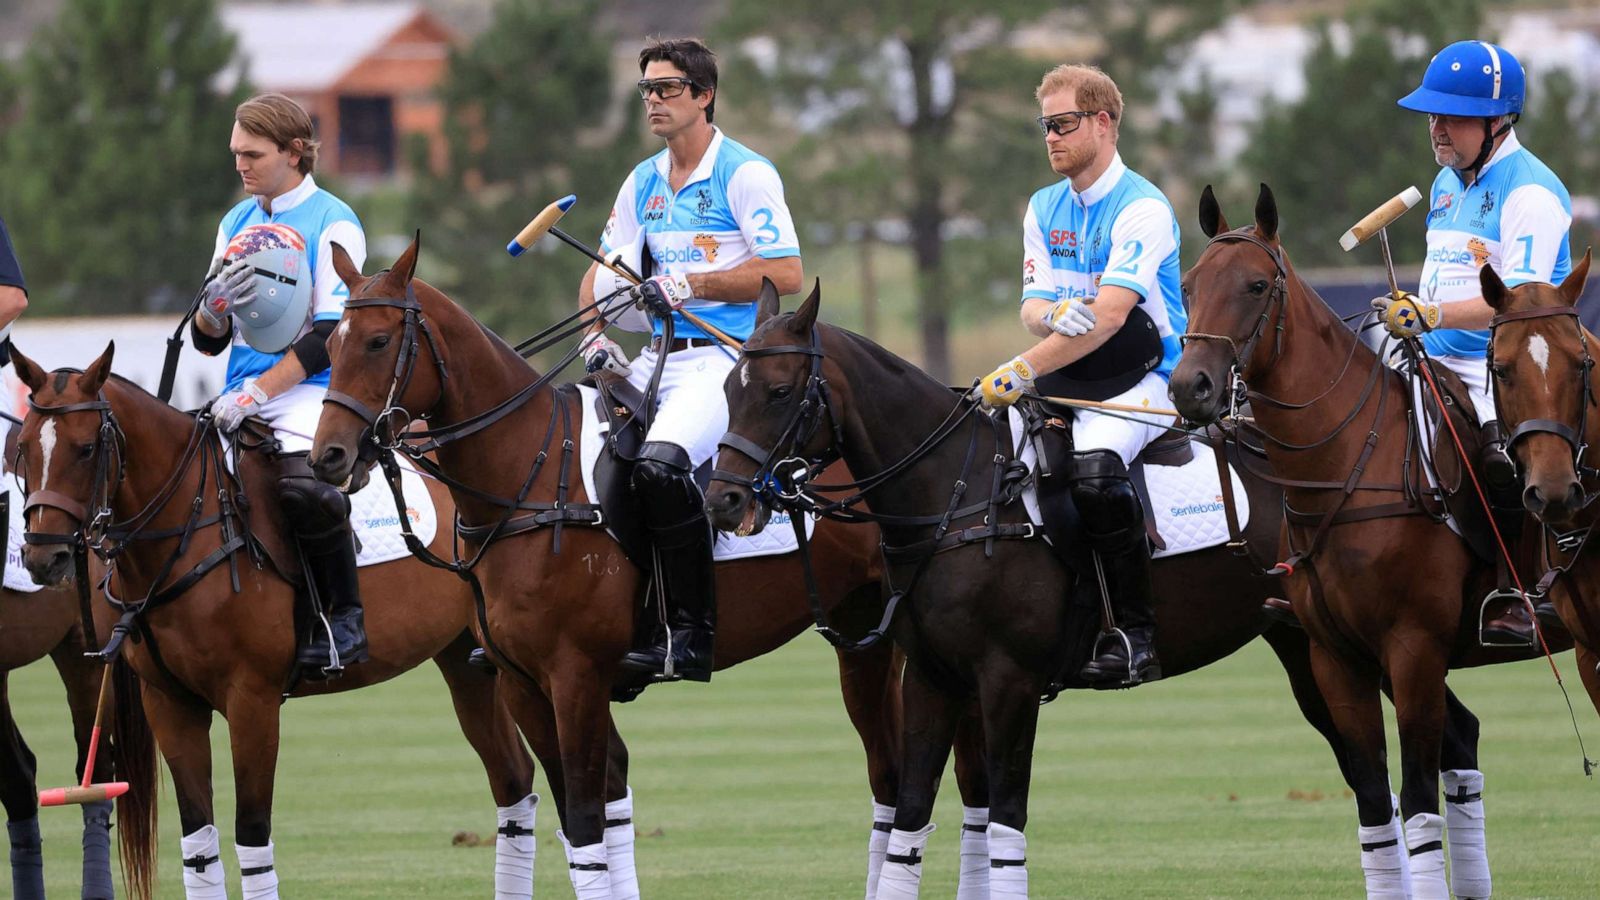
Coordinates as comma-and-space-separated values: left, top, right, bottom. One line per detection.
219, 223, 314, 354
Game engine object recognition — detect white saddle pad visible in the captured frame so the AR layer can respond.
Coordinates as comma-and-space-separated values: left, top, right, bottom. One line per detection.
5, 473, 42, 592
347, 454, 439, 567
575, 384, 812, 561
1007, 409, 1249, 559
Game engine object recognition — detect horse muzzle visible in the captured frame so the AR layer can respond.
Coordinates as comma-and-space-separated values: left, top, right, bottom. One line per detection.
705, 480, 769, 536
1523, 476, 1586, 526
308, 442, 371, 494
1169, 360, 1229, 425
22, 542, 75, 588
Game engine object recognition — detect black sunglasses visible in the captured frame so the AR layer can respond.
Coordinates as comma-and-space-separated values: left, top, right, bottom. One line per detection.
637, 77, 700, 100
1036, 110, 1108, 136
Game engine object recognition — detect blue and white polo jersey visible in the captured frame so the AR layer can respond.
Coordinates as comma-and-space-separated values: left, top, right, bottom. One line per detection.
210, 175, 366, 391
599, 128, 800, 342
1021, 154, 1186, 378
1419, 130, 1572, 358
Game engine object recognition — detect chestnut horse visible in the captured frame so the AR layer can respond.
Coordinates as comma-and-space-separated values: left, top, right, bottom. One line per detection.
2, 576, 115, 900
1481, 251, 1600, 704
1169, 185, 1587, 899
703, 282, 1485, 898
11, 345, 536, 900
307, 237, 985, 899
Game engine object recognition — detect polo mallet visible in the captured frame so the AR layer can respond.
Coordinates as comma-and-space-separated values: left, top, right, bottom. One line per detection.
1339, 185, 1423, 300
507, 196, 743, 350
38, 663, 128, 806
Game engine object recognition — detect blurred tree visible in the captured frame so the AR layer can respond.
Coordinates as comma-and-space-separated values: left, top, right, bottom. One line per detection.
1240, 0, 1485, 267
720, 1, 1228, 379
1519, 67, 1600, 258
405, 0, 635, 349
0, 0, 247, 314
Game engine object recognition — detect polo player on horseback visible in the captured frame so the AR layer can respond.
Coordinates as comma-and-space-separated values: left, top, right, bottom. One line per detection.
973, 64, 1186, 688
192, 92, 370, 668
578, 38, 802, 683
1372, 41, 1574, 645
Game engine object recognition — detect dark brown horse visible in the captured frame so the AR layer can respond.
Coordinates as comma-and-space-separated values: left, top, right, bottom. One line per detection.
307, 237, 982, 899
1481, 250, 1600, 706
1169, 184, 1588, 900
703, 281, 1485, 898
11, 345, 536, 900
2, 576, 116, 900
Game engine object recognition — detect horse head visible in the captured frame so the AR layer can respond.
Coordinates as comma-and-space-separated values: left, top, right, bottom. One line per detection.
311, 232, 439, 493
1484, 249, 1595, 525
1170, 183, 1288, 425
12, 341, 117, 586
706, 278, 832, 535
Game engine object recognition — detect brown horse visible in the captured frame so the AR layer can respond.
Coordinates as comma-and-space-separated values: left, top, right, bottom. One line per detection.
11, 345, 537, 900
1169, 184, 1587, 900
2, 575, 116, 900
703, 282, 1487, 898
307, 236, 984, 899
1481, 250, 1600, 705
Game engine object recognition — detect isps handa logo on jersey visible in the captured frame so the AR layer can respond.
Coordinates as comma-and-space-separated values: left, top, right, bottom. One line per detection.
692, 233, 720, 263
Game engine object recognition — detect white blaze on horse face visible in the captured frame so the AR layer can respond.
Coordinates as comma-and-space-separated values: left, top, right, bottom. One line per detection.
1529, 333, 1551, 390
739, 360, 750, 388
38, 418, 56, 490
335, 317, 352, 346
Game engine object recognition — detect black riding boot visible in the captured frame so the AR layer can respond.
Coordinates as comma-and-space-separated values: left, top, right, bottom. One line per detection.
1068, 450, 1162, 687
619, 442, 716, 682
279, 458, 368, 670
1475, 422, 1557, 644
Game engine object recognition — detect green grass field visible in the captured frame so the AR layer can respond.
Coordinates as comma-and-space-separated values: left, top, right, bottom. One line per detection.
10, 637, 1600, 898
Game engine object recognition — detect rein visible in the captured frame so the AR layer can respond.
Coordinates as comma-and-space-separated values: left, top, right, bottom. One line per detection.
714, 324, 1034, 651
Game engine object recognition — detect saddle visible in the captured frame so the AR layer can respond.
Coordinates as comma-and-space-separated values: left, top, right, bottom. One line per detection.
1410, 359, 1499, 565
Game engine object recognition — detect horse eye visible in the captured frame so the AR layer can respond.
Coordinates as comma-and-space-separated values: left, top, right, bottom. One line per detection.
1491, 364, 1509, 382
77, 442, 96, 460
367, 334, 391, 352
768, 384, 794, 402
1248, 280, 1269, 295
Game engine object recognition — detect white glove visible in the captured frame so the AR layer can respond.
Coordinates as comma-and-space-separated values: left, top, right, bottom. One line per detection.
199, 259, 255, 330
582, 333, 632, 378
1040, 297, 1097, 337
634, 273, 695, 318
209, 380, 269, 432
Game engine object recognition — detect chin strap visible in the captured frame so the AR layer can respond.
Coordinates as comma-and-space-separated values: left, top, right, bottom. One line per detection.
1459, 114, 1517, 184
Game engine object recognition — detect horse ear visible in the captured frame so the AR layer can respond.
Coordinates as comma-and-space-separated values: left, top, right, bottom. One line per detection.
390, 229, 421, 286
10, 344, 45, 393
1254, 183, 1279, 243
1480, 262, 1509, 312
789, 278, 822, 334
330, 241, 364, 292
1198, 185, 1228, 238
1559, 247, 1592, 306
755, 277, 781, 327
81, 341, 115, 395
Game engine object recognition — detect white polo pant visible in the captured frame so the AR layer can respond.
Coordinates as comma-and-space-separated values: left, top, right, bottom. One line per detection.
622, 343, 739, 468
1068, 371, 1173, 467
250, 381, 327, 455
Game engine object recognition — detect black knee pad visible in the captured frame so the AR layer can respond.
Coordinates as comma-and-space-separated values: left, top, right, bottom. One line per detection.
1066, 449, 1143, 535
632, 441, 704, 534
278, 455, 351, 539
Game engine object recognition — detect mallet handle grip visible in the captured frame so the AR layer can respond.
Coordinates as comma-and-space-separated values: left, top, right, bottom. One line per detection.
1340, 186, 1423, 252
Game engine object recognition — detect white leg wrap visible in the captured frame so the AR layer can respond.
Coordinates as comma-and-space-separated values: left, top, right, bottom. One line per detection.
237, 842, 279, 900
562, 833, 613, 900
865, 801, 894, 900
1358, 821, 1409, 900
179, 825, 227, 900
495, 793, 537, 900
1405, 813, 1447, 900
956, 806, 990, 900
605, 788, 640, 900
1443, 769, 1491, 899
987, 821, 1029, 899
874, 823, 935, 900
1391, 794, 1413, 893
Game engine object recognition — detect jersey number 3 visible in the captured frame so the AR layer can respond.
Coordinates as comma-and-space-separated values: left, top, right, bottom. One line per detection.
751, 208, 780, 246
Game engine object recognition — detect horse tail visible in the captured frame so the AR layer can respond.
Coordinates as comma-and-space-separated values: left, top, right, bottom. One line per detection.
110, 655, 159, 900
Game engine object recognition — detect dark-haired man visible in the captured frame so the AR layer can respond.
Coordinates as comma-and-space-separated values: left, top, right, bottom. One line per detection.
578, 38, 802, 687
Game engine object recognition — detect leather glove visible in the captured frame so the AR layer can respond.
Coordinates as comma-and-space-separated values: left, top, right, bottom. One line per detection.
199, 259, 256, 330
1372, 290, 1441, 339
970, 355, 1037, 409
582, 332, 632, 378
1041, 296, 1097, 337
209, 380, 270, 433
633, 273, 694, 318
